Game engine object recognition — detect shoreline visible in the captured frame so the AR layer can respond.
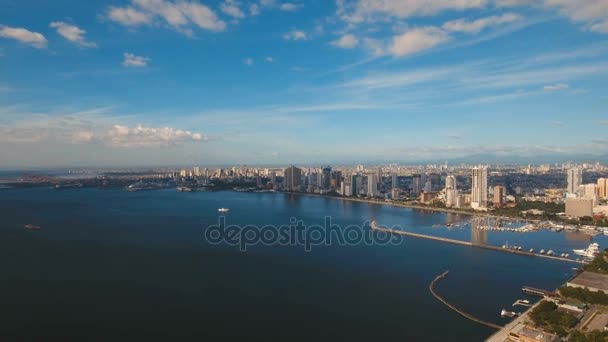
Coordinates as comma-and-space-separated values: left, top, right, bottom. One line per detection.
280, 191, 539, 222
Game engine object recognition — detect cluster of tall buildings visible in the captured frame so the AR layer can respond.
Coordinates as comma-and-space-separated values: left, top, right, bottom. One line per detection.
565, 167, 608, 218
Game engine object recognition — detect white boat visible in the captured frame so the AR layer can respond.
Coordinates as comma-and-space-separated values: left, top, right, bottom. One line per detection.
218, 208, 230, 213
540, 249, 545, 254
573, 243, 600, 258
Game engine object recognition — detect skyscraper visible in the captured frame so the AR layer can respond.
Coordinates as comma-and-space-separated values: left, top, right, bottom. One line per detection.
368, 174, 377, 197
493, 185, 505, 208
322, 166, 332, 190
567, 167, 582, 196
284, 166, 302, 192
445, 175, 456, 190
598, 178, 607, 199
471, 165, 488, 209
412, 174, 422, 195
392, 173, 398, 189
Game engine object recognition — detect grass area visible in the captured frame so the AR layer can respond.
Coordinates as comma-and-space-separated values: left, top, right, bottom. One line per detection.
529, 300, 578, 337
569, 330, 608, 342
582, 250, 608, 275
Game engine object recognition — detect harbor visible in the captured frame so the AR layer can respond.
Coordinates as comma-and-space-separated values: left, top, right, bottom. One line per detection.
370, 221, 585, 264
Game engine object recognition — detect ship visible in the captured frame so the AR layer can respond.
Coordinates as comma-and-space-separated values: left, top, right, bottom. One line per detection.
24, 224, 41, 230
177, 186, 193, 192
218, 208, 230, 213
573, 243, 600, 259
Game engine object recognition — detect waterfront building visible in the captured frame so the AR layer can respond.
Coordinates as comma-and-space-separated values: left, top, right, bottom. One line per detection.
321, 166, 332, 190
493, 186, 505, 208
376, 167, 382, 186
471, 165, 488, 209
565, 198, 593, 218
368, 174, 377, 197
446, 189, 458, 207
392, 174, 398, 189
424, 179, 432, 193
412, 174, 422, 195
391, 188, 400, 199
567, 167, 582, 196
284, 166, 302, 192
455, 195, 466, 208
579, 183, 598, 206
420, 192, 439, 204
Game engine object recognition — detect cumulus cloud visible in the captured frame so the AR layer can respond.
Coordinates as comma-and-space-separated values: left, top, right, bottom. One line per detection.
331, 34, 359, 48
283, 30, 307, 40
279, 3, 302, 12
122, 52, 150, 67
106, 124, 206, 148
50, 21, 97, 48
442, 13, 522, 34
390, 27, 450, 57
265, 56, 274, 62
107, 0, 226, 35
543, 83, 569, 91
221, 0, 246, 19
0, 25, 47, 48
243, 57, 254, 65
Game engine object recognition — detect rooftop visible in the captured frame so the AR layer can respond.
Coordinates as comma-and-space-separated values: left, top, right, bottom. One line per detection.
509, 323, 558, 342
568, 271, 608, 292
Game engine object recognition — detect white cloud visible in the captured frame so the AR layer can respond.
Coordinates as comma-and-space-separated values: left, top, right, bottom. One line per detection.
497, 0, 608, 34
0, 25, 47, 48
250, 3, 260, 16
261, 0, 276, 7
122, 52, 150, 67
265, 56, 274, 62
107, 0, 226, 34
107, 6, 153, 26
283, 30, 307, 40
331, 34, 359, 48
221, 0, 246, 19
106, 124, 205, 148
279, 3, 302, 12
543, 83, 569, 91
49, 21, 97, 48
442, 13, 522, 34
243, 57, 254, 65
338, 0, 487, 24
390, 27, 450, 57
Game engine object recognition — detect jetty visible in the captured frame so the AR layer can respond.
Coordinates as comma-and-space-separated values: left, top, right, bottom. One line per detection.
430, 271, 502, 330
370, 221, 583, 264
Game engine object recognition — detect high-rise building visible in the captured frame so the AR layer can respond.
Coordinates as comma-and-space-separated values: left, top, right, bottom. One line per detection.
493, 185, 505, 208
412, 174, 422, 195
368, 174, 377, 197
598, 178, 607, 199
284, 166, 302, 192
471, 165, 488, 209
376, 167, 383, 185
424, 179, 432, 193
566, 198, 594, 218
567, 167, 582, 196
392, 174, 398, 189
322, 166, 332, 190
446, 189, 458, 207
445, 175, 456, 190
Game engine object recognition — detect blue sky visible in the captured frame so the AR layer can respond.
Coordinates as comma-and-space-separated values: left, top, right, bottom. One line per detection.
0, 0, 607, 167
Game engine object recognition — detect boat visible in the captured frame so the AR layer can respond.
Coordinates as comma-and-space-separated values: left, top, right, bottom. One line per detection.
501, 309, 518, 318
177, 186, 193, 192
547, 250, 554, 256
529, 248, 534, 253
218, 208, 230, 213
540, 249, 545, 254
24, 224, 41, 230
573, 243, 600, 259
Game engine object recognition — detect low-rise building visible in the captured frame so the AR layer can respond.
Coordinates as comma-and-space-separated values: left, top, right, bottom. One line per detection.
566, 198, 594, 218
507, 323, 558, 342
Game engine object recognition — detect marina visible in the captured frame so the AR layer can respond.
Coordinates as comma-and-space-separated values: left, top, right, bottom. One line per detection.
370, 221, 585, 264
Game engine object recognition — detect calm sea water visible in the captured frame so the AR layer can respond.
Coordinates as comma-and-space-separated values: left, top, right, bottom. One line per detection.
0, 188, 602, 341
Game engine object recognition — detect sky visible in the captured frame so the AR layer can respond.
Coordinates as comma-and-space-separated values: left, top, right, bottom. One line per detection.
0, 0, 607, 168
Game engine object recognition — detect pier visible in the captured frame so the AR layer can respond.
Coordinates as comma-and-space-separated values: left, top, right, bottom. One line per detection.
429, 271, 502, 330
370, 221, 584, 264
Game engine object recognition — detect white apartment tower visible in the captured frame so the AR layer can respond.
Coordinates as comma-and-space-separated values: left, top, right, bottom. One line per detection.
471, 165, 488, 209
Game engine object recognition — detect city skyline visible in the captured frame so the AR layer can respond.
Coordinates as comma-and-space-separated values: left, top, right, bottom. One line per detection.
1, 1, 608, 167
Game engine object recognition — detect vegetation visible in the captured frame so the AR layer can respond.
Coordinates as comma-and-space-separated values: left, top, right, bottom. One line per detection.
582, 250, 608, 275
493, 200, 565, 219
529, 300, 578, 337
569, 330, 608, 342
559, 286, 608, 305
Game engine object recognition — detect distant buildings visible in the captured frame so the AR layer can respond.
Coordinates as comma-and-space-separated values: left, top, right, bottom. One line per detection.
284, 166, 302, 192
565, 198, 594, 218
471, 165, 488, 209
567, 167, 582, 196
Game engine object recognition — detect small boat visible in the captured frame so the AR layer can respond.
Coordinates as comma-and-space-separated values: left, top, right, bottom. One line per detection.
501, 309, 518, 318
218, 208, 230, 213
547, 250, 554, 256
529, 248, 534, 253
24, 224, 41, 230
540, 249, 545, 254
